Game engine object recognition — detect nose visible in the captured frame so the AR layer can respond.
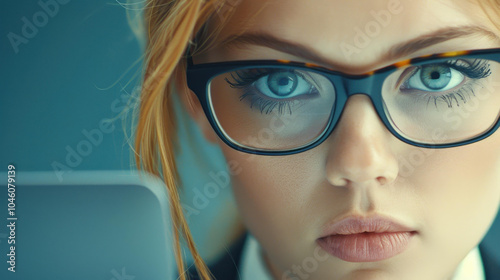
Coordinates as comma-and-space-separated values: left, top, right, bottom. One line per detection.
325, 94, 399, 187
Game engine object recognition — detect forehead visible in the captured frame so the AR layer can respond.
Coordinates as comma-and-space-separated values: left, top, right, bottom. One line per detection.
208, 0, 496, 70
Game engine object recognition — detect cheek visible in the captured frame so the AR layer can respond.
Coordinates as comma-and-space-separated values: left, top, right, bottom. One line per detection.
407, 133, 500, 248
221, 145, 324, 262
226, 148, 315, 228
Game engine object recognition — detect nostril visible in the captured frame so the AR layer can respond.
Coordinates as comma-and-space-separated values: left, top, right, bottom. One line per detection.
376, 176, 387, 185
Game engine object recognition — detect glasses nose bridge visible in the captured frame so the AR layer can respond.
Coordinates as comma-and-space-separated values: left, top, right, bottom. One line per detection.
342, 74, 378, 98
331, 74, 381, 115
327, 74, 387, 135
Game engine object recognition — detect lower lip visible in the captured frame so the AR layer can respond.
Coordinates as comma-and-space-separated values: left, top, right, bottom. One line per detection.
317, 232, 415, 262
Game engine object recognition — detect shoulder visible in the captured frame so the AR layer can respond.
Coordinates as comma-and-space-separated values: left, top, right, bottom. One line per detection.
479, 243, 500, 280
183, 232, 249, 280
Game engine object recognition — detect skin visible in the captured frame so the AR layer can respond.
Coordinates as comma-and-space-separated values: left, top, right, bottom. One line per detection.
180, 0, 500, 279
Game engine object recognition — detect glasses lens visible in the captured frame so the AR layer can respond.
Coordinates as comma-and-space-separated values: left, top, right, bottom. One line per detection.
382, 58, 500, 145
209, 67, 335, 151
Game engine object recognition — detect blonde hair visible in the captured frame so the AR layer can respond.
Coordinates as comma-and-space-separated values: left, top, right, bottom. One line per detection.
130, 1, 500, 280
479, 0, 500, 32
132, 1, 230, 279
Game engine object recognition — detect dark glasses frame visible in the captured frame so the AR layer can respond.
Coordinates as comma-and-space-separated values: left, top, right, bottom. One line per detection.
186, 48, 500, 155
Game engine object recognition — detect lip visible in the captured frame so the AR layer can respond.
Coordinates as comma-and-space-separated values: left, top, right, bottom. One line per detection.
317, 215, 417, 262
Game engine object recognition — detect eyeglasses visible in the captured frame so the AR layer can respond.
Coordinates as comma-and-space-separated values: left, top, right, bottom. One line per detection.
186, 48, 500, 155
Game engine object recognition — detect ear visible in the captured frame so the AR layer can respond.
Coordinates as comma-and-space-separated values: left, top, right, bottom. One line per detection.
175, 70, 219, 144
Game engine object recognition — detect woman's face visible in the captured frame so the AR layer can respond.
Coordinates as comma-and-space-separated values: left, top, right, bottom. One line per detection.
186, 0, 500, 279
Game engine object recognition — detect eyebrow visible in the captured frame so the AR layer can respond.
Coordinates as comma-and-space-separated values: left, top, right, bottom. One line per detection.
219, 25, 499, 67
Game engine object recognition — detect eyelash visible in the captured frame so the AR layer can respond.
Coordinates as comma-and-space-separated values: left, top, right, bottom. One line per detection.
445, 59, 491, 79
415, 83, 478, 109
225, 59, 492, 114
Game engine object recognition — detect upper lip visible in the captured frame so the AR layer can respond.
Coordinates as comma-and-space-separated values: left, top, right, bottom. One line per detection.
319, 214, 417, 238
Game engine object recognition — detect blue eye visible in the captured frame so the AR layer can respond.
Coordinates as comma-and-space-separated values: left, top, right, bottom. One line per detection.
267, 72, 299, 96
406, 64, 465, 91
254, 71, 316, 99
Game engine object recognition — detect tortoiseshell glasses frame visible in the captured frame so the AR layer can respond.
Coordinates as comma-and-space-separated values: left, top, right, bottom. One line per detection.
186, 48, 500, 155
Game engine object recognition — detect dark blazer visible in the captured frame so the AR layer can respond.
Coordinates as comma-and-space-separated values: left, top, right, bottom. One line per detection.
184, 233, 500, 280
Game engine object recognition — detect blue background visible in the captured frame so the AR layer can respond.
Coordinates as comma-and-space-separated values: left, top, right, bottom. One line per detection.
1, 0, 500, 273
1, 0, 138, 173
